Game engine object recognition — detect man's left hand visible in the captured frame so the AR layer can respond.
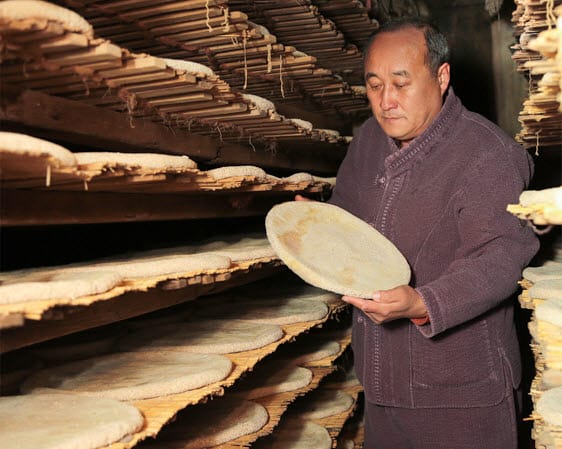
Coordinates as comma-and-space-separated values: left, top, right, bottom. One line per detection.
342, 285, 427, 325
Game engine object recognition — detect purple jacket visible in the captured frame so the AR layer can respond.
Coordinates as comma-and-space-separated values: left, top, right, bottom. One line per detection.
329, 88, 539, 408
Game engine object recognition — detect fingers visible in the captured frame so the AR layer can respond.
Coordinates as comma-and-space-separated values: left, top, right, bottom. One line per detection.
342, 295, 391, 324
294, 194, 312, 202
342, 286, 423, 324
343, 295, 389, 315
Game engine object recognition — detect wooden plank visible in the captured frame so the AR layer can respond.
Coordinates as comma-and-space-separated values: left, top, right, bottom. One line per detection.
97, 56, 167, 77
173, 32, 250, 48
213, 44, 285, 61
117, 75, 199, 95
132, 83, 206, 99
96, 0, 228, 16
0, 24, 65, 43
208, 36, 277, 53
10, 73, 92, 90
0, 59, 122, 78
137, 9, 226, 28
156, 99, 230, 113
105, 70, 177, 87
43, 42, 123, 67
174, 109, 267, 124
149, 11, 247, 35
173, 102, 248, 118
163, 23, 249, 42
146, 92, 215, 107
260, 4, 311, 15
37, 33, 90, 53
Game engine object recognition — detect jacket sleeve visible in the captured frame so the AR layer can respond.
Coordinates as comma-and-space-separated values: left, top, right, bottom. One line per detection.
328, 132, 361, 212
416, 146, 539, 337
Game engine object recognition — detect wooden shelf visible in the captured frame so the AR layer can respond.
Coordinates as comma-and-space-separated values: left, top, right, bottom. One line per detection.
0, 87, 346, 174
0, 261, 285, 352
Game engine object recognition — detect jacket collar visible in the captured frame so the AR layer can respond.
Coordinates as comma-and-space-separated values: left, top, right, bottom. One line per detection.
384, 87, 463, 175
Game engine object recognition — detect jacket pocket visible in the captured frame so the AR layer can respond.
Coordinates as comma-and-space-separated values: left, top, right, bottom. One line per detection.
411, 319, 501, 388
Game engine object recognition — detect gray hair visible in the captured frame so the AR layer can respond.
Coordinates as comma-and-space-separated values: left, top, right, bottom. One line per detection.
364, 17, 450, 77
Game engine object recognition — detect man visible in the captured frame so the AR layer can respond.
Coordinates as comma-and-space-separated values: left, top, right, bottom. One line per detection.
310, 17, 539, 449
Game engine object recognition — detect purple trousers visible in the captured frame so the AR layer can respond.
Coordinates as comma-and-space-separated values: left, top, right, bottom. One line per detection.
363, 388, 521, 449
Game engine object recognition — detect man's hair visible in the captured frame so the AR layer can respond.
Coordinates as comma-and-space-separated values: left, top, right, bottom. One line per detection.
364, 17, 450, 76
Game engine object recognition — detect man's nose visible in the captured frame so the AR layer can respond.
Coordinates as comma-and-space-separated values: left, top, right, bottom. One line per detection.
379, 87, 396, 110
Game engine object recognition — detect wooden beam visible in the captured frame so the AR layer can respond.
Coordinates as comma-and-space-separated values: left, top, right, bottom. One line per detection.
0, 85, 219, 160
0, 189, 303, 226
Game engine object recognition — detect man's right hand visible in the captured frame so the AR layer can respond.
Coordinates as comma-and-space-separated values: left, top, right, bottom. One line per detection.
295, 194, 312, 201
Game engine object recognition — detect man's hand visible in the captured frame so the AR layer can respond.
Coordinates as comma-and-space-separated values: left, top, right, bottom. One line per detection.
294, 194, 312, 202
342, 285, 427, 325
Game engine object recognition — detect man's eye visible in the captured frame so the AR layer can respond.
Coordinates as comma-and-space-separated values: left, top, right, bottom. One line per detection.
368, 84, 382, 90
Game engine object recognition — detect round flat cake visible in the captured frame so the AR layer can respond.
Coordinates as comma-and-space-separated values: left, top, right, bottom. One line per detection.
236, 279, 342, 305
266, 420, 332, 449
21, 351, 233, 400
118, 319, 284, 354
278, 339, 341, 366
196, 296, 329, 325
528, 279, 562, 299
0, 393, 143, 449
536, 386, 562, 427
206, 165, 267, 181
239, 364, 313, 399
0, 131, 76, 166
75, 152, 197, 170
265, 201, 411, 298
298, 389, 355, 419
523, 261, 562, 283
536, 299, 562, 328
0, 271, 122, 305
163, 58, 215, 76
0, 1, 93, 37
161, 399, 268, 448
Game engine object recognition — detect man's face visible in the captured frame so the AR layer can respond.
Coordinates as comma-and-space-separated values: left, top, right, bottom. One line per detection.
364, 27, 450, 148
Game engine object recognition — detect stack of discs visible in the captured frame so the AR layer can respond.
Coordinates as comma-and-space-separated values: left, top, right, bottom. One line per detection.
521, 257, 562, 448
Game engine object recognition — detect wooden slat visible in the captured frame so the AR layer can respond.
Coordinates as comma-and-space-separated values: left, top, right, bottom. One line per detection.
42, 41, 122, 67
146, 92, 215, 107
149, 11, 247, 36
95, 0, 228, 15
37, 33, 90, 53
135, 8, 225, 27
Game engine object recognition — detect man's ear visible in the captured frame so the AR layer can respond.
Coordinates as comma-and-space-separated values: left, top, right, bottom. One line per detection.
437, 62, 451, 94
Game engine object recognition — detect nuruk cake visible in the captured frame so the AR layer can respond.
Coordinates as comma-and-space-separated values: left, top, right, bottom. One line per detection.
157, 399, 268, 448
118, 319, 284, 354
21, 351, 233, 400
297, 389, 355, 419
236, 362, 313, 399
258, 420, 332, 449
537, 386, 562, 427
195, 296, 329, 325
0, 393, 143, 449
265, 201, 411, 298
